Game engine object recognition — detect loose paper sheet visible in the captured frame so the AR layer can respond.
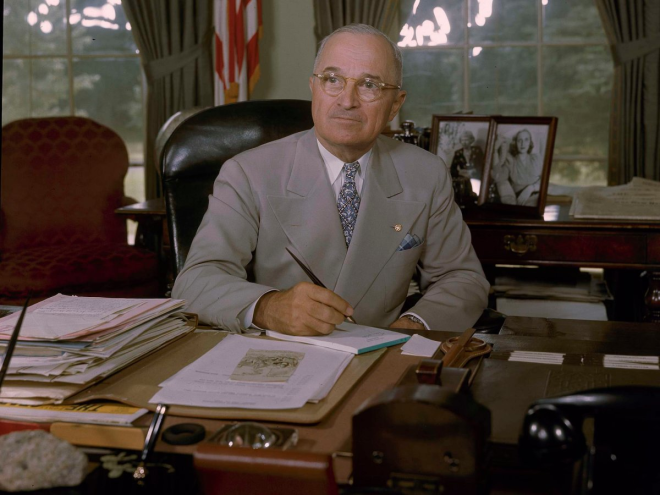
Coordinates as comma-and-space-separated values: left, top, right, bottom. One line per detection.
401, 334, 441, 357
0, 294, 185, 341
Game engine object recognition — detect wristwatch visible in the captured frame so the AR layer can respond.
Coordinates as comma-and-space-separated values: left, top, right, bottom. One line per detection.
402, 314, 425, 327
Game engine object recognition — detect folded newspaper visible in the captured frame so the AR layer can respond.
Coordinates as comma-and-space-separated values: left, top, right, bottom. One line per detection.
570, 177, 660, 220
0, 294, 194, 405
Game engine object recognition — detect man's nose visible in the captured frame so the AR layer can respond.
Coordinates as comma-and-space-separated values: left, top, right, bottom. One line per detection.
337, 80, 360, 108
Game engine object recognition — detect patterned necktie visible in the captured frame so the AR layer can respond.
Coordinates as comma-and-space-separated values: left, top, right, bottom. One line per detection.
337, 161, 361, 246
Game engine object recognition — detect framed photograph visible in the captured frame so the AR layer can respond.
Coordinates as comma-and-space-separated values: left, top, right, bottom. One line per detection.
479, 116, 558, 217
430, 115, 494, 204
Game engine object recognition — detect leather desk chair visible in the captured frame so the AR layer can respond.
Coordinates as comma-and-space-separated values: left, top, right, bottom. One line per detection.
161, 99, 315, 279
0, 117, 160, 304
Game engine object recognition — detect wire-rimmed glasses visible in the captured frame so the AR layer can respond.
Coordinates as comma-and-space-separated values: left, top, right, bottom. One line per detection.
312, 72, 401, 102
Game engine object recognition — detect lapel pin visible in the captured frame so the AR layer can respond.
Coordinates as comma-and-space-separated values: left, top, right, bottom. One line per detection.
393, 224, 402, 232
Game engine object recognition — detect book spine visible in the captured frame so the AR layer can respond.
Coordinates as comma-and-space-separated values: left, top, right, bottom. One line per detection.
50, 423, 146, 450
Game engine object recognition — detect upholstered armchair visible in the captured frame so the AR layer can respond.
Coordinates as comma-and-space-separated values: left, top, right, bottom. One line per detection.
0, 116, 160, 305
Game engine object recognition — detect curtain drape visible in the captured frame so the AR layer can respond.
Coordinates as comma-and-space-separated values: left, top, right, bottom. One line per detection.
123, 0, 214, 199
313, 0, 399, 41
595, 0, 660, 184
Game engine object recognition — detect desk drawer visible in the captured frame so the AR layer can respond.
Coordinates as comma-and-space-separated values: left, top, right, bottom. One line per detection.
470, 229, 647, 266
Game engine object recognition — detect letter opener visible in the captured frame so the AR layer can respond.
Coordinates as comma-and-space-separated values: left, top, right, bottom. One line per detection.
0, 296, 31, 394
286, 247, 356, 323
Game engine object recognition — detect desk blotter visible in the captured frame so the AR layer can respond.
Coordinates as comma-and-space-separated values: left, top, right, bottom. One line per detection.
67, 331, 385, 425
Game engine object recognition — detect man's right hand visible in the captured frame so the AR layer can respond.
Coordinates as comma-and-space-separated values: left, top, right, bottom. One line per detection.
253, 282, 354, 336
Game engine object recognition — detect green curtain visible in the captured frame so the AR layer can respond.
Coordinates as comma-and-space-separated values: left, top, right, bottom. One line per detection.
314, 0, 400, 42
123, 0, 214, 200
596, 0, 660, 184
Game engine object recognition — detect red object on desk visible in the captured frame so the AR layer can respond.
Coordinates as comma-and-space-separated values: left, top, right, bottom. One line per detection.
0, 419, 50, 436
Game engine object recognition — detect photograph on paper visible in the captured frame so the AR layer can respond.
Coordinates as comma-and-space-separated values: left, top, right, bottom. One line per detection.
230, 349, 304, 383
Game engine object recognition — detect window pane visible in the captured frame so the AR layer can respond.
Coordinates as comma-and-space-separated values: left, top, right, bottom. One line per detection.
3, 0, 67, 56
73, 58, 143, 162
400, 48, 463, 127
3, 1, 31, 56
32, 58, 70, 116
125, 165, 146, 202
398, 0, 464, 47
2, 60, 30, 125
469, 0, 537, 43
71, 0, 137, 54
550, 160, 607, 187
543, 0, 607, 43
470, 47, 537, 115
124, 165, 146, 244
543, 46, 612, 157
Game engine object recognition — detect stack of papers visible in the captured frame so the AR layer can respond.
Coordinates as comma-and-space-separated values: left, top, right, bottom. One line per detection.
150, 334, 354, 410
570, 177, 660, 220
0, 294, 193, 405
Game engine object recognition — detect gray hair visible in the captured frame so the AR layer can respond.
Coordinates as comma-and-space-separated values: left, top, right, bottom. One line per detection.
314, 24, 403, 87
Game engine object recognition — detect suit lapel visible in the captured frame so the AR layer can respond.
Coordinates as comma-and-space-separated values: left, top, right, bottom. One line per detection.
267, 129, 346, 290
335, 140, 424, 307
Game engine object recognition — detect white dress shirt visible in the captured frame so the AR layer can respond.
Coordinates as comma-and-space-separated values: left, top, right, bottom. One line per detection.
316, 140, 370, 199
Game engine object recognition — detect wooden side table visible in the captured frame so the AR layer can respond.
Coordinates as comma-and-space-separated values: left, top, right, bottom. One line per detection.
464, 203, 660, 322
115, 198, 170, 292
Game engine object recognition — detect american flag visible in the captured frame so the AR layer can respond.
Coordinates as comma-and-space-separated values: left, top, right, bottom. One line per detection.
214, 0, 262, 105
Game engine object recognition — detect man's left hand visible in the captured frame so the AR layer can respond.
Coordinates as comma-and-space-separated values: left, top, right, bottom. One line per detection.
390, 317, 425, 331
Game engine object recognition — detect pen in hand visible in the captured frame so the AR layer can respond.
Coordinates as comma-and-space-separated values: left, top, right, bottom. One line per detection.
285, 247, 356, 324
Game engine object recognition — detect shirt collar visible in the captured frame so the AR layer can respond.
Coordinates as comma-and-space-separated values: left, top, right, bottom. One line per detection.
316, 140, 372, 184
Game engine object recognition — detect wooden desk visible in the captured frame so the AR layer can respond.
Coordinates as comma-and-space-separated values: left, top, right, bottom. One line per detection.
464, 203, 660, 321
146, 317, 660, 492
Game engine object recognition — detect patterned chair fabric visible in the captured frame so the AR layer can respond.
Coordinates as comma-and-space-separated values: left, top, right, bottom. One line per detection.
0, 117, 159, 304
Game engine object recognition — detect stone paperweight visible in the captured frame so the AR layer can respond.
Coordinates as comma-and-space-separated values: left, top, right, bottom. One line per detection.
0, 429, 88, 492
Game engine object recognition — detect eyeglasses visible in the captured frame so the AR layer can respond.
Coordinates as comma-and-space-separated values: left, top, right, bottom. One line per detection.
313, 72, 401, 102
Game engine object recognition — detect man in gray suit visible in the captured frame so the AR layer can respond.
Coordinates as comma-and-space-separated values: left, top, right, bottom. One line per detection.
172, 24, 489, 335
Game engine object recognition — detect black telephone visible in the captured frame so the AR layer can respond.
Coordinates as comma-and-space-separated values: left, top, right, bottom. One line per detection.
519, 386, 660, 494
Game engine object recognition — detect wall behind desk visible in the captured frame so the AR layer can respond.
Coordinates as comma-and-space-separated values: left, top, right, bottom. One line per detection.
251, 0, 316, 101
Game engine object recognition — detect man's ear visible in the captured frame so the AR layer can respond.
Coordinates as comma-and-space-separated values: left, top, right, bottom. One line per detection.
388, 90, 407, 122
